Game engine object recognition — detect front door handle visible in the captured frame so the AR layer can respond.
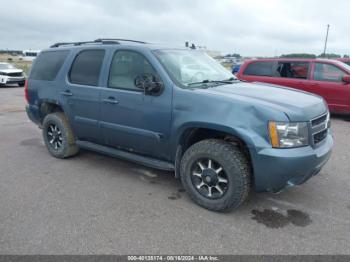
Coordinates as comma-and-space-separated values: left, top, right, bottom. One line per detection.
61, 90, 73, 96
103, 97, 119, 104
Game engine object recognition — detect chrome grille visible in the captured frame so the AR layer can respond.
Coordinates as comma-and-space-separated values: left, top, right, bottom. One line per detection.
7, 72, 23, 77
311, 113, 330, 145
311, 114, 327, 126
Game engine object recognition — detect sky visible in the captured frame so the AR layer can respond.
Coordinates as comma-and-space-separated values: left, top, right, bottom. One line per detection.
0, 0, 348, 56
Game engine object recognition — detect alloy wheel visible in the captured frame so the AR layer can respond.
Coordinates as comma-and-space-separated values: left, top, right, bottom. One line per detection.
191, 158, 229, 199
47, 124, 63, 150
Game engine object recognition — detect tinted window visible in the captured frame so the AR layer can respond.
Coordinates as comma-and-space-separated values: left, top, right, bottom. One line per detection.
276, 62, 309, 79
108, 51, 157, 90
314, 63, 346, 82
243, 61, 274, 77
69, 50, 105, 86
346, 62, 350, 66
25, 52, 38, 57
30, 51, 69, 81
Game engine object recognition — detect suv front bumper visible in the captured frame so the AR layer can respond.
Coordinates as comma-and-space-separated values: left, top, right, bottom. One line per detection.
251, 134, 333, 192
0, 76, 25, 85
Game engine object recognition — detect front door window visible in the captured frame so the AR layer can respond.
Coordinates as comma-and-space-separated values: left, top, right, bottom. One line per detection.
108, 50, 157, 91
314, 63, 346, 82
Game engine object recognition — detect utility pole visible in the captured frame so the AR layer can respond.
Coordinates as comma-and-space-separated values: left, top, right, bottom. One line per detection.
323, 24, 330, 57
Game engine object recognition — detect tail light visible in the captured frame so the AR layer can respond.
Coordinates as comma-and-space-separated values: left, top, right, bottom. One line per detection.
24, 80, 29, 103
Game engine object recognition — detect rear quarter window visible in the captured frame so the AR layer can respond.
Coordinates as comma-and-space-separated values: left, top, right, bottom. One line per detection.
30, 51, 69, 81
243, 61, 274, 77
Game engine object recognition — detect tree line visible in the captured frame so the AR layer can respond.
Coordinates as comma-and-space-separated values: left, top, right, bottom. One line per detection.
280, 53, 349, 59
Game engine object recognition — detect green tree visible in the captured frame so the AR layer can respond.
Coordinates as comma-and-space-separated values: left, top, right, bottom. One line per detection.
224, 53, 241, 58
318, 53, 341, 58
280, 53, 316, 58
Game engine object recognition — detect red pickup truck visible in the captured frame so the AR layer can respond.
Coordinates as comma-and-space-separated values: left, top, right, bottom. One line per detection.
237, 58, 350, 114
337, 58, 350, 66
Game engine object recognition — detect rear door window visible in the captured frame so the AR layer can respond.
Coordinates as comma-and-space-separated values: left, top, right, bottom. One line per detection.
314, 63, 346, 82
69, 50, 105, 86
243, 61, 274, 77
30, 51, 69, 81
276, 62, 310, 79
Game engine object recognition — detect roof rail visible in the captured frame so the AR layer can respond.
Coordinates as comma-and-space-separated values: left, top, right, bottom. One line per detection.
50, 38, 147, 48
94, 38, 148, 44
50, 41, 99, 48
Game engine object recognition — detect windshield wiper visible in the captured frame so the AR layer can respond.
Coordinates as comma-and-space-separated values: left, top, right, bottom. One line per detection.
187, 78, 237, 86
187, 79, 212, 86
223, 77, 238, 82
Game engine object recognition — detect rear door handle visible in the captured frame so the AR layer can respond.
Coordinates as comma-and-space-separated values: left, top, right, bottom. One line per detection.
61, 90, 73, 96
103, 97, 119, 104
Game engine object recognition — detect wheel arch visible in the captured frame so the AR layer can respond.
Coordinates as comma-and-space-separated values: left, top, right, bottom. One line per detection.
174, 122, 255, 180
39, 99, 65, 123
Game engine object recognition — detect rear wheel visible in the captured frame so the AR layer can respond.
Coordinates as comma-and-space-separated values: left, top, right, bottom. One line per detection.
180, 139, 251, 211
42, 112, 79, 158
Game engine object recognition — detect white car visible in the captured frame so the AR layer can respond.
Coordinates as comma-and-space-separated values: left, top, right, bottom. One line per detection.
0, 63, 26, 86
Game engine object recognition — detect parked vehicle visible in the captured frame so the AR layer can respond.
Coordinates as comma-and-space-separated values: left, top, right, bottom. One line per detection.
237, 58, 350, 114
231, 63, 241, 75
0, 62, 26, 86
25, 39, 333, 211
21, 50, 40, 61
336, 58, 350, 66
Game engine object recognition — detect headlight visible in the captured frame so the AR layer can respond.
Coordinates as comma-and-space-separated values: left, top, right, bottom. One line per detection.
269, 121, 309, 148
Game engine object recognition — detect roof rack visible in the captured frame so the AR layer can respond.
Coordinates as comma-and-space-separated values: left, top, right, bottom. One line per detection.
50, 41, 98, 48
95, 38, 148, 44
50, 38, 148, 48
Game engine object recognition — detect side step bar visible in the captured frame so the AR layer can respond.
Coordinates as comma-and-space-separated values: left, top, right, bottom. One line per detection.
76, 140, 175, 171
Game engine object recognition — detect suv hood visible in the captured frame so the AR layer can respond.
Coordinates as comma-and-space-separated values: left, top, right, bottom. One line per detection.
0, 69, 23, 74
197, 81, 327, 121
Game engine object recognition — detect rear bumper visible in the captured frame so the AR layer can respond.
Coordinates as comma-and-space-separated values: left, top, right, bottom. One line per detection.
25, 104, 41, 126
251, 134, 333, 192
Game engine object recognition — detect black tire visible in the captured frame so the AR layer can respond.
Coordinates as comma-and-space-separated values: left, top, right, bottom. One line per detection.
180, 139, 251, 212
42, 112, 79, 158
18, 81, 25, 87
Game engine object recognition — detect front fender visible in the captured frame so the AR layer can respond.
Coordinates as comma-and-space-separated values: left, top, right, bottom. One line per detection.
171, 121, 262, 159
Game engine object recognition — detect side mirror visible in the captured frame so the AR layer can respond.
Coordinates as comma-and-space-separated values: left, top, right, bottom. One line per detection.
342, 75, 350, 83
134, 74, 163, 95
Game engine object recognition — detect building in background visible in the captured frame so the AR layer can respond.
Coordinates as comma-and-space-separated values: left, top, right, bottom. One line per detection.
21, 50, 41, 61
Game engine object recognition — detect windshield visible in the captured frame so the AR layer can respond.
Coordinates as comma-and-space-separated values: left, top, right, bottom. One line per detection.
334, 60, 350, 72
153, 49, 236, 88
0, 63, 14, 70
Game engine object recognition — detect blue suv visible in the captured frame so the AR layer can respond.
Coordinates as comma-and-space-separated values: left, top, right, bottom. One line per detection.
25, 39, 333, 211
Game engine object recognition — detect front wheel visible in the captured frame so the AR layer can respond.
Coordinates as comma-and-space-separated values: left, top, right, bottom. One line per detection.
180, 139, 251, 212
